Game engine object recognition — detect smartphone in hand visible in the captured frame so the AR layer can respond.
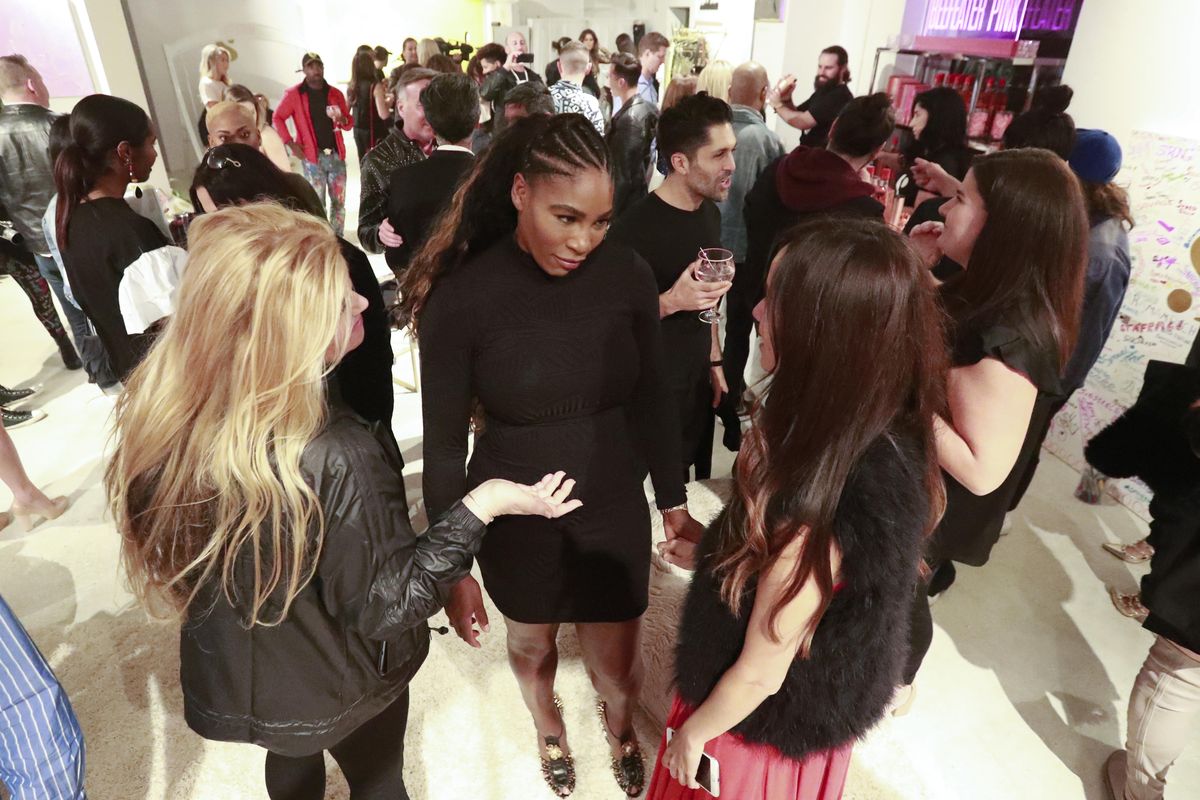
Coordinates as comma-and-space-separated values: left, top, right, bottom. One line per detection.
665, 727, 721, 797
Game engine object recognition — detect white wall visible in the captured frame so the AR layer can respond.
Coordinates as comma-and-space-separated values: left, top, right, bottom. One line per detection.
45, 0, 172, 189
755, 0, 902, 149
1060, 0, 1200, 148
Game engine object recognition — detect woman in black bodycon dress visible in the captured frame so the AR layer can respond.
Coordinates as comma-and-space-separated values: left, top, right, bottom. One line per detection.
401, 113, 703, 798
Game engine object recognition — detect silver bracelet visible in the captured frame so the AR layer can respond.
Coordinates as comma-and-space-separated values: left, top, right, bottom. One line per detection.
661, 503, 688, 514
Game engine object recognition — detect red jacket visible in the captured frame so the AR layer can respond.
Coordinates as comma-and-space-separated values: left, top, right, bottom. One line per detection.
273, 81, 352, 163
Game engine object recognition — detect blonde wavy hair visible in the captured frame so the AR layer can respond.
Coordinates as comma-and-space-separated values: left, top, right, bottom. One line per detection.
200, 43, 231, 82
696, 60, 733, 102
106, 203, 354, 626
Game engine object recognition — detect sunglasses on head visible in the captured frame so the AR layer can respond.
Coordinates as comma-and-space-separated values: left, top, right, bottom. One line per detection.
203, 149, 242, 170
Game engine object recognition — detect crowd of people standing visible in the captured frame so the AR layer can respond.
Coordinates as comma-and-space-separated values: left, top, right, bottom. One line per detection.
0, 21, 1193, 800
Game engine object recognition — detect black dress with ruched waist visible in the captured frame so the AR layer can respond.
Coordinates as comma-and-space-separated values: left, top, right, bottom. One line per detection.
419, 236, 686, 623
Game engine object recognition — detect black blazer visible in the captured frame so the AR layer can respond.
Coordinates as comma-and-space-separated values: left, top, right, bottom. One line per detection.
384, 149, 475, 272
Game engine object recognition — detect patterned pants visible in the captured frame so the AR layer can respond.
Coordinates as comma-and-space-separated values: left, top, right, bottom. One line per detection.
1, 253, 71, 350
301, 151, 347, 237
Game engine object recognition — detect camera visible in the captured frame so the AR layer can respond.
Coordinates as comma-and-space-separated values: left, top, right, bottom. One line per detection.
436, 37, 474, 63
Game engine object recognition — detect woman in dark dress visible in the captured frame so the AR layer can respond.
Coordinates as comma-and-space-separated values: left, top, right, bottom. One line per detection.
904, 148, 1089, 682
650, 219, 947, 800
348, 50, 391, 162
401, 113, 703, 797
55, 94, 182, 382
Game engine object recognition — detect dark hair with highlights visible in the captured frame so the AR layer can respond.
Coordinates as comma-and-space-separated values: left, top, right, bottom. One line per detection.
400, 114, 609, 326
712, 217, 947, 651
942, 148, 1089, 370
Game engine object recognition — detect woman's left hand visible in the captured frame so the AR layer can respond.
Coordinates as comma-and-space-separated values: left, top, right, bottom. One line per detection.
663, 725, 705, 790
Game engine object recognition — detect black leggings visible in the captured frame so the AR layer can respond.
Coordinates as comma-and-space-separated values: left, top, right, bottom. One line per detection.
264, 690, 410, 800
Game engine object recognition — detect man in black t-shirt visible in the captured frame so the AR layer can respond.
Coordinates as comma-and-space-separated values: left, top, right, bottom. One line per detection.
609, 93, 736, 481
769, 44, 854, 149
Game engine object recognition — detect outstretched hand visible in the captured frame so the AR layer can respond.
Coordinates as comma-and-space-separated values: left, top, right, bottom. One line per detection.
465, 472, 582, 524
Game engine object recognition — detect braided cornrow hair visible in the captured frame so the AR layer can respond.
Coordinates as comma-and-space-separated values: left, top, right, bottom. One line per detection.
399, 112, 609, 329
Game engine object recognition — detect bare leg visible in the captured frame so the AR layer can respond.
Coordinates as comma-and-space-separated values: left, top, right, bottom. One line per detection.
505, 618, 569, 753
0, 418, 53, 507
576, 617, 645, 754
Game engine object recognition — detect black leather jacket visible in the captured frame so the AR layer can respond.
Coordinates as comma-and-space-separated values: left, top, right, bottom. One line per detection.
180, 397, 486, 756
0, 104, 59, 254
607, 96, 659, 218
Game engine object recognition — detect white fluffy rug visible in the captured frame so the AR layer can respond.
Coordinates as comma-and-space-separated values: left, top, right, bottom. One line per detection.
7, 477, 935, 799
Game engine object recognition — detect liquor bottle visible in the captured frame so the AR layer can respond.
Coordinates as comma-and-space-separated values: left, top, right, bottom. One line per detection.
960, 75, 976, 108
989, 78, 1011, 141
967, 77, 994, 139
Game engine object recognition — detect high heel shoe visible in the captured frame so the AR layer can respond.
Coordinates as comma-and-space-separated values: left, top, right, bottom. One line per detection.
539, 693, 575, 797
11, 496, 69, 532
597, 699, 646, 797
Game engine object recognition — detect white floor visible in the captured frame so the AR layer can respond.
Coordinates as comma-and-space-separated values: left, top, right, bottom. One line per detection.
2, 169, 1197, 799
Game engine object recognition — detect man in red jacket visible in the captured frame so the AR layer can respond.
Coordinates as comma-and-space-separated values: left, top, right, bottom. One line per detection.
273, 52, 352, 235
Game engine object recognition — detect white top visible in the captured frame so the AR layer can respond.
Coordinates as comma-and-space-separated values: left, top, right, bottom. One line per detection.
199, 76, 227, 106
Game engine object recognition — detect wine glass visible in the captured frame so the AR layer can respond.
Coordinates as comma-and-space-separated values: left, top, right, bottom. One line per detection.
325, 104, 340, 121
696, 247, 735, 323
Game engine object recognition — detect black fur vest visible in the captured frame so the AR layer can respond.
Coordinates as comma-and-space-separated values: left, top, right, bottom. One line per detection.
674, 433, 929, 760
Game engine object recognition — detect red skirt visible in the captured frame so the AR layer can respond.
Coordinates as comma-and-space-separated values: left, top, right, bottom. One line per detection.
646, 694, 852, 800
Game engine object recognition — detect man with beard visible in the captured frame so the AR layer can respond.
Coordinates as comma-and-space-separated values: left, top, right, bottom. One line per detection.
769, 45, 854, 149
273, 53, 353, 235
610, 93, 736, 481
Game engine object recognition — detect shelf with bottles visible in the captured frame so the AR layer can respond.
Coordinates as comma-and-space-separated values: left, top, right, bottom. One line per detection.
869, 45, 1065, 146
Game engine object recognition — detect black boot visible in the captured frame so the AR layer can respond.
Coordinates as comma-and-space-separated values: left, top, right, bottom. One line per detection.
58, 338, 82, 371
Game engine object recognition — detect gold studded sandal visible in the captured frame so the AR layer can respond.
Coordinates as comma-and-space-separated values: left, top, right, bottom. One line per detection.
540, 693, 575, 797
597, 699, 646, 797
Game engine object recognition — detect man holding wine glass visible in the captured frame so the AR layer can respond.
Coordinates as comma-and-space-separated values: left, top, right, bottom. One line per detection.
273, 52, 353, 235
611, 93, 738, 485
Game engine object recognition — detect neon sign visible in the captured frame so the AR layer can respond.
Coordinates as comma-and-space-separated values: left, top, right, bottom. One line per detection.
913, 0, 1083, 40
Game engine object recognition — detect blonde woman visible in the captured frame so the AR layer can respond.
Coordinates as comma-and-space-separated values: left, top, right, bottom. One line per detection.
198, 43, 231, 108
107, 202, 582, 799
418, 37, 441, 65
696, 60, 733, 102
197, 43, 231, 145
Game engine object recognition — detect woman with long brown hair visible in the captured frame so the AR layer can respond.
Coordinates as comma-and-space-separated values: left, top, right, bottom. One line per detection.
649, 217, 947, 800
904, 147, 1089, 680
107, 202, 581, 799
404, 113, 702, 797
346, 50, 391, 162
